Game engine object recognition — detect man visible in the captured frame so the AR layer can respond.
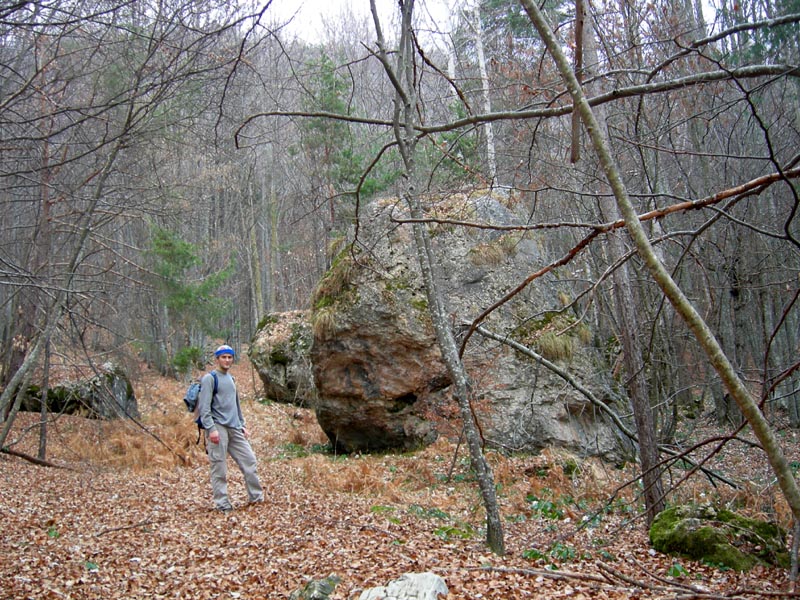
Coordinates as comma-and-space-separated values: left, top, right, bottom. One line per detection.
198, 344, 264, 512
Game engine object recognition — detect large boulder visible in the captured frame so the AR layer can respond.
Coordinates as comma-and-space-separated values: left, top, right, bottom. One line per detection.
308, 233, 446, 452
300, 190, 624, 456
249, 305, 442, 451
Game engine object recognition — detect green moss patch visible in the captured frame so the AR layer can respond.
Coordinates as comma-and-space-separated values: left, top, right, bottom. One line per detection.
649, 504, 789, 571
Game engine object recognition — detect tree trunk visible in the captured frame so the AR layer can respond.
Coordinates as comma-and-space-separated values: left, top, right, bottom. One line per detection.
268, 179, 281, 311
580, 1, 666, 524
0, 337, 42, 449
242, 186, 264, 327
371, 0, 505, 554
470, 5, 497, 184
570, 0, 584, 164
611, 253, 666, 523
38, 342, 50, 460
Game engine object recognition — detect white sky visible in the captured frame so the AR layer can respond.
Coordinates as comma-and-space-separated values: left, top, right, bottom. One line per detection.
265, 0, 454, 43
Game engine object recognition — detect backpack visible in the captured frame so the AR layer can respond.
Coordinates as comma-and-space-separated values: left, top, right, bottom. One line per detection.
183, 371, 218, 443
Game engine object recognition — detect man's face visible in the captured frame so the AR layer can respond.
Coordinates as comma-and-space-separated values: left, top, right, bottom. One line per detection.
217, 353, 234, 371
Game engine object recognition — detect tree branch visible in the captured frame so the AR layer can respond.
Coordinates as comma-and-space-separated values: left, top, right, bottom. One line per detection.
455, 167, 800, 353
236, 65, 799, 143
1, 446, 72, 469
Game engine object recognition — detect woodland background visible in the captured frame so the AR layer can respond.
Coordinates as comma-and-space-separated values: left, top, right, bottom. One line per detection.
0, 0, 799, 590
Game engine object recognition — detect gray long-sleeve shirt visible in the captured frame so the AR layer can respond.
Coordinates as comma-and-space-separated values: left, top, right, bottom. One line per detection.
198, 370, 243, 432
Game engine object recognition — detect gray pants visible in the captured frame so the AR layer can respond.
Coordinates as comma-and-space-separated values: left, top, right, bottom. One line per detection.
206, 425, 264, 510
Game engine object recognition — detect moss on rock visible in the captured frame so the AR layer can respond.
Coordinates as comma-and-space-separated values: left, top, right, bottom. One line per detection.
649, 504, 789, 571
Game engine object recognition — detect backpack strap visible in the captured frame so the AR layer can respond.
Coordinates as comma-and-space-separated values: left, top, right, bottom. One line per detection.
195, 370, 221, 446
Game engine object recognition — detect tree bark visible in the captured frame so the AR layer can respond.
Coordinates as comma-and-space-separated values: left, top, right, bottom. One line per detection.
37, 341, 50, 461
469, 5, 497, 184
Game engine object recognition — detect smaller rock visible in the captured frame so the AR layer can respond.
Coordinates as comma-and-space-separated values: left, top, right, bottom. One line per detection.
21, 362, 138, 420
359, 572, 448, 600
289, 575, 340, 600
249, 310, 317, 407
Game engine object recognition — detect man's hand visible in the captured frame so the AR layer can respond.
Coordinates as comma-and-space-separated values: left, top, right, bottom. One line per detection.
209, 430, 220, 444
243, 427, 250, 439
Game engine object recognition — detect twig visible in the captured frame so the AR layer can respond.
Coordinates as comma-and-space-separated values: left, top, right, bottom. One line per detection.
469, 564, 609, 585
95, 518, 168, 537
629, 554, 708, 592
722, 590, 800, 598
596, 560, 667, 591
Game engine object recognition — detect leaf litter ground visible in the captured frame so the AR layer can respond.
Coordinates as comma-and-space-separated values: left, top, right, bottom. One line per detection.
1, 361, 796, 599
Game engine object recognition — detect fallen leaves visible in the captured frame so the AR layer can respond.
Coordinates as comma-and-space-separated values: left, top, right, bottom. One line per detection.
0, 364, 797, 599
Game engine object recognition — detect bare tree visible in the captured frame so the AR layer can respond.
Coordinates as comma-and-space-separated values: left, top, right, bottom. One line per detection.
369, 0, 506, 555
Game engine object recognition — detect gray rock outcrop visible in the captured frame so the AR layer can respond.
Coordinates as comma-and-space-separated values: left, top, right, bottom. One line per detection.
249, 310, 316, 407
21, 362, 138, 420
251, 191, 626, 458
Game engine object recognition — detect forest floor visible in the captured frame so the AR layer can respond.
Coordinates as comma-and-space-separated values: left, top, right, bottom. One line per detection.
1, 358, 798, 599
